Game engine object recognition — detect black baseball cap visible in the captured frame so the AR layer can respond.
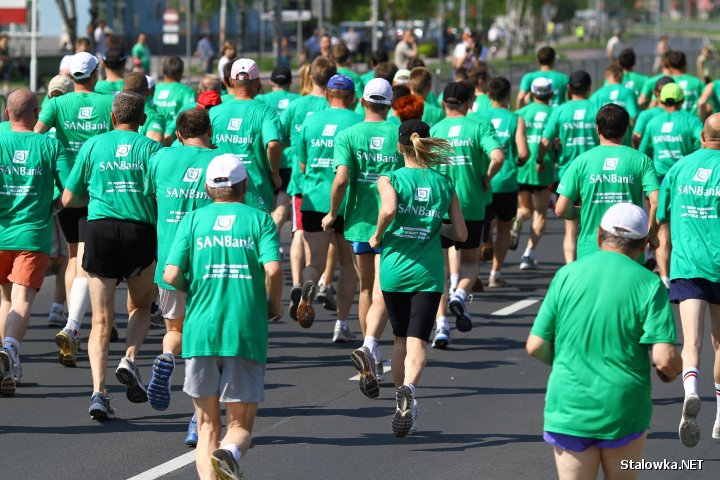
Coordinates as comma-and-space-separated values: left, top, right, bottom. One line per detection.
103, 48, 127, 69
568, 70, 592, 91
270, 66, 292, 85
443, 82, 473, 105
399, 119, 430, 146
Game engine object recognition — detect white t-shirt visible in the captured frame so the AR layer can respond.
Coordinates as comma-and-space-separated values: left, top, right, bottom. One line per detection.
218, 56, 230, 80
453, 41, 476, 69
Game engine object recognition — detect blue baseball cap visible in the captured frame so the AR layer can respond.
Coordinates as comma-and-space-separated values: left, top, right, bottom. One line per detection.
327, 74, 355, 91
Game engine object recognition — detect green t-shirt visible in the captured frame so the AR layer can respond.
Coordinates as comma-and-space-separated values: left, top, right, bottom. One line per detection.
0, 131, 69, 253
640, 73, 667, 99
333, 121, 401, 242
361, 70, 375, 90
590, 84, 638, 120
139, 105, 166, 139
210, 99, 283, 209
556, 145, 659, 258
94, 79, 124, 96
711, 80, 720, 110
221, 93, 234, 103
297, 107, 363, 213
338, 67, 364, 99
280, 95, 329, 194
541, 99, 599, 179
470, 93, 491, 113
145, 146, 215, 289
639, 109, 703, 177
153, 82, 197, 135
422, 101, 446, 127
471, 107, 520, 193
658, 148, 720, 281
673, 74, 705, 113
0, 121, 10, 133
632, 107, 663, 137
531, 250, 676, 439
256, 90, 300, 170
425, 90, 441, 108
516, 102, 555, 187
519, 70, 570, 107
430, 116, 501, 220
131, 43, 151, 72
65, 130, 163, 224
38, 92, 114, 161
621, 71, 649, 98
167, 202, 280, 361
379, 168, 453, 292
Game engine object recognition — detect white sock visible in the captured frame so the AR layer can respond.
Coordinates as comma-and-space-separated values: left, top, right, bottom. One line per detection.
450, 273, 459, 291
223, 443, 242, 462
51, 302, 64, 313
682, 368, 699, 395
65, 277, 90, 330
455, 288, 467, 302
715, 383, 720, 424
436, 316, 449, 330
318, 274, 326, 287
3, 337, 20, 364
523, 247, 534, 257
363, 335, 378, 352
407, 383, 417, 397
335, 319, 347, 330
661, 276, 670, 289
490, 270, 501, 278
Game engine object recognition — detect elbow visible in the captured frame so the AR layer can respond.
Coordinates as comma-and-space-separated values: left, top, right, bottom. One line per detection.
457, 228, 468, 243
381, 205, 397, 219
265, 261, 282, 280
61, 189, 73, 208
554, 205, 564, 218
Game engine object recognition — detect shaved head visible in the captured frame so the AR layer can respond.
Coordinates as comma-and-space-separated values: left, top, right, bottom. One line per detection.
703, 113, 720, 143
7, 89, 38, 121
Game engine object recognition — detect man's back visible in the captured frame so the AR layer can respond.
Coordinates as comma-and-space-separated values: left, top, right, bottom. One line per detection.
517, 102, 555, 186
519, 70, 569, 107
639, 109, 702, 177
542, 98, 599, 178
153, 82, 196, 126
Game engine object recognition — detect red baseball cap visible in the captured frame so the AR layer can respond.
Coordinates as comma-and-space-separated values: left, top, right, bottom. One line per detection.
197, 90, 222, 110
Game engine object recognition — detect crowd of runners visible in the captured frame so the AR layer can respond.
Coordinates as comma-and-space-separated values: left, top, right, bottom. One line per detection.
2, 32, 720, 479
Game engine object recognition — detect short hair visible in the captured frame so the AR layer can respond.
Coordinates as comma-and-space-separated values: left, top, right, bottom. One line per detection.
537, 46, 556, 66
6, 88, 38, 120
177, 109, 211, 139
112, 91, 145, 124
162, 56, 184, 81
374, 62, 398, 83
207, 182, 246, 202
332, 43, 350, 65
199, 74, 223, 93
605, 63, 623, 82
406, 57, 426, 69
365, 101, 391, 114
391, 85, 411, 108
310, 56, 337, 88
617, 48, 636, 70
409, 67, 432, 95
369, 50, 389, 67
454, 67, 469, 81
326, 88, 354, 102
75, 69, 98, 86
599, 227, 646, 251
468, 65, 491, 87
123, 72, 148, 95
654, 76, 674, 93
596, 103, 629, 139
76, 37, 92, 51
393, 95, 424, 122
666, 50, 687, 71
487, 76, 511, 102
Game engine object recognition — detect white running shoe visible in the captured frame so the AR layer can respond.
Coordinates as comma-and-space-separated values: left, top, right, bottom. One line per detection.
47, 305, 66, 328
431, 327, 451, 349
712, 422, 720, 442
679, 393, 701, 447
332, 324, 356, 343
448, 293, 472, 332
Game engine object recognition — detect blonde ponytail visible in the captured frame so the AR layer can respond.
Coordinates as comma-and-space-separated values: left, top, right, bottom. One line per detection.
399, 133, 454, 168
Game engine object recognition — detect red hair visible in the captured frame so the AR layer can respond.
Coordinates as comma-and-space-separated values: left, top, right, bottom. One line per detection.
394, 94, 425, 122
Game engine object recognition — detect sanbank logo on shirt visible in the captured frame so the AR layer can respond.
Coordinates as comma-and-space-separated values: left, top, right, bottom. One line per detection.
278, 99, 290, 109
573, 109, 586, 121
447, 125, 462, 138
213, 215, 236, 231
78, 107, 93, 119
678, 80, 688, 90
115, 144, 132, 157
322, 125, 337, 137
227, 118, 243, 131
369, 137, 384, 150
183, 168, 203, 182
491, 118, 502, 129
661, 122, 674, 134
610, 90, 619, 101
414, 187, 430, 202
12, 150, 29, 164
603, 158, 619, 171
157, 89, 170, 100
693, 168, 712, 183
534, 112, 547, 122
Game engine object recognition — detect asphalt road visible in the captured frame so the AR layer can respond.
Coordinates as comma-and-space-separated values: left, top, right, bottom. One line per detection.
1, 215, 718, 479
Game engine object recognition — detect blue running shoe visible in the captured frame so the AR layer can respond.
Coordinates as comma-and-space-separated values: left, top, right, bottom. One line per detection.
147, 353, 174, 411
89, 392, 115, 421
185, 413, 198, 447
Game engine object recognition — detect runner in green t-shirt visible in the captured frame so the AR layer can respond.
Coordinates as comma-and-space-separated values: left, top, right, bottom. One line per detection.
0, 89, 69, 397
366, 119, 467, 436
539, 70, 599, 263
131, 34, 151, 73
62, 92, 164, 420
94, 48, 126, 96
468, 64, 492, 113
697, 78, 720, 120
470, 77, 529, 287
556, 104, 660, 259
657, 113, 720, 446
429, 81, 504, 346
153, 56, 197, 139
406, 67, 446, 127
163, 154, 281, 479
616, 48, 648, 98
528, 203, 680, 478
333, 43, 364, 100
591, 63, 638, 123
122, 72, 165, 143
638, 52, 672, 108
296, 75, 362, 341
666, 51, 705, 113
632, 76, 675, 148
517, 46, 569, 109
515, 77, 556, 271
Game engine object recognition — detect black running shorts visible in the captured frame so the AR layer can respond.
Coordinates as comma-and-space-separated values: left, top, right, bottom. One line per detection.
382, 291, 443, 342
302, 211, 345, 233
485, 191, 518, 223
83, 219, 156, 280
57, 206, 88, 244
441, 220, 483, 250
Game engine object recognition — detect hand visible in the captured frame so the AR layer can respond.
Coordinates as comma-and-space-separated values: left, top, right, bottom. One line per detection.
536, 162, 546, 173
272, 172, 282, 189
368, 234, 382, 249
321, 213, 336, 232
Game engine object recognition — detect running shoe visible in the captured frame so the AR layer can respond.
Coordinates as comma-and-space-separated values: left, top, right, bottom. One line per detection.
0, 348, 16, 397
431, 327, 451, 349
350, 346, 379, 399
519, 255, 538, 270
488, 275, 510, 288
47, 305, 66, 328
332, 324, 356, 343
115, 357, 148, 403
712, 422, 720, 442
89, 392, 115, 421
316, 284, 337, 311
679, 392, 701, 447
147, 353, 175, 411
55, 327, 80, 367
296, 281, 317, 328
184, 413, 198, 447
448, 293, 472, 333
288, 284, 302, 321
211, 448, 243, 480
376, 359, 385, 383
392, 385, 417, 438
480, 241, 494, 262
149, 302, 165, 330
509, 218, 522, 251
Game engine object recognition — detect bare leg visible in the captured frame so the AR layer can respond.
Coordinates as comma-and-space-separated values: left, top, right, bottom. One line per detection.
492, 219, 513, 273
223, 401, 259, 456
53, 256, 68, 305
710, 304, 720, 390
124, 263, 156, 361
193, 396, 222, 480
322, 240, 338, 289
517, 191, 533, 223
162, 318, 183, 356
392, 337, 407, 387
403, 337, 427, 386
363, 254, 388, 339
87, 275, 117, 394
600, 433, 647, 480
457, 248, 480, 292
553, 445, 601, 480
528, 190, 551, 250
290, 231, 305, 286
3, 284, 38, 342
656, 224, 671, 282
679, 299, 706, 370
563, 219, 578, 264
272, 191, 290, 231
334, 235, 357, 321
0, 284, 10, 341
356, 253, 375, 336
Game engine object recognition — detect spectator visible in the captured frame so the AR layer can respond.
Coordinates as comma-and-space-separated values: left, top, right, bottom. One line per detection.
342, 26, 361, 62
452, 30, 476, 71
394, 29, 417, 69
217, 41, 236, 81
0, 34, 10, 94
131, 33, 151, 74
93, 20, 107, 56
196, 34, 216, 74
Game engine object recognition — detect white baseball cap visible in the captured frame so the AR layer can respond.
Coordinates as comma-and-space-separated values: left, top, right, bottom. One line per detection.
363, 78, 393, 105
530, 77, 553, 98
393, 69, 411, 85
600, 203, 648, 239
206, 154, 248, 188
230, 58, 260, 81
47, 75, 74, 96
145, 75, 156, 90
68, 52, 99, 80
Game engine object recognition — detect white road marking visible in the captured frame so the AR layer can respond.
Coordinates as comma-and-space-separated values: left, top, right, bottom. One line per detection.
126, 451, 196, 480
491, 297, 543, 317
349, 360, 391, 381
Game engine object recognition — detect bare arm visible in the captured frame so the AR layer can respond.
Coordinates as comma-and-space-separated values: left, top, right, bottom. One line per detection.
34, 120, 49, 134
321, 165, 349, 231
515, 117, 530, 166
487, 148, 505, 180
147, 130, 163, 143
368, 176, 397, 248
516, 91, 529, 110
267, 140, 283, 189
647, 190, 660, 248
536, 137, 552, 172
698, 82, 714, 121
61, 188, 88, 208
652, 342, 682, 382
440, 193, 467, 242
264, 261, 283, 319
526, 334, 554, 366
163, 265, 188, 293
555, 194, 578, 220
632, 133, 642, 149
637, 93, 649, 109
